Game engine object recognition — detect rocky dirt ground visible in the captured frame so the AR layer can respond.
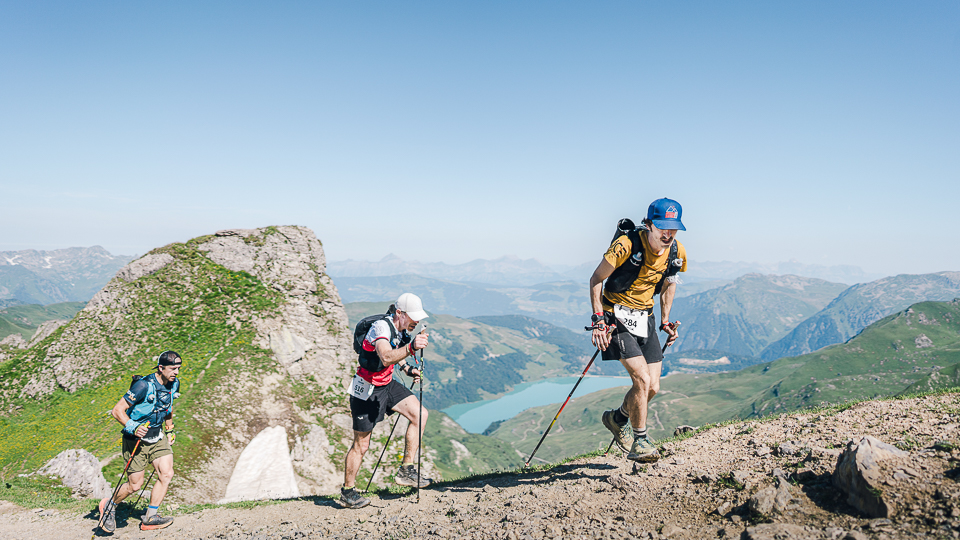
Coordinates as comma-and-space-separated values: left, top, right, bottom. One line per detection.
1, 393, 958, 540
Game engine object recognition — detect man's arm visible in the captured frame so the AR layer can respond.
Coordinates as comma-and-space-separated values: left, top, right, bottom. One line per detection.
375, 332, 429, 367
589, 260, 615, 315
589, 260, 616, 350
111, 397, 149, 438
659, 280, 679, 346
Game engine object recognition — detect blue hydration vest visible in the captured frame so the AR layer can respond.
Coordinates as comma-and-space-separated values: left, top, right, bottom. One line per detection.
122, 374, 180, 438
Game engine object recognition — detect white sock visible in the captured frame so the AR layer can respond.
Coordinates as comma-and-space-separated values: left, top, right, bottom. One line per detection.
633, 428, 647, 439
146, 505, 158, 518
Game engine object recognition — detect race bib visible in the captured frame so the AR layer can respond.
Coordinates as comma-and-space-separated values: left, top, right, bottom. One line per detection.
348, 374, 375, 401
614, 304, 649, 338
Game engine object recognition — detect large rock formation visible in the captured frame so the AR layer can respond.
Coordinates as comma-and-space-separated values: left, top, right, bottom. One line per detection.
0, 226, 416, 503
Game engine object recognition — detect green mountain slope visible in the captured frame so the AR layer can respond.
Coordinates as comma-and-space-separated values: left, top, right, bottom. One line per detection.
669, 274, 847, 357
0, 302, 86, 341
760, 271, 960, 360
344, 304, 603, 409
422, 409, 522, 479
490, 299, 960, 461
900, 362, 960, 395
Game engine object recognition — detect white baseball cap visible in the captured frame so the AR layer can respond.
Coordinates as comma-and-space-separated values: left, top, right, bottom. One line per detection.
396, 293, 429, 321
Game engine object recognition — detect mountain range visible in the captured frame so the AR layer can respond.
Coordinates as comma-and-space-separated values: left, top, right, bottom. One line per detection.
760, 271, 960, 360
336, 274, 591, 330
668, 274, 848, 356
0, 247, 133, 305
489, 298, 960, 462
329, 254, 885, 286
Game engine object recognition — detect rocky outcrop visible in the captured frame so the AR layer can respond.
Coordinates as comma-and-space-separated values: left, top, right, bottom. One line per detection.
35, 449, 110, 499
1, 226, 365, 504
28, 319, 68, 347
0, 333, 27, 349
197, 227, 350, 387
833, 435, 908, 518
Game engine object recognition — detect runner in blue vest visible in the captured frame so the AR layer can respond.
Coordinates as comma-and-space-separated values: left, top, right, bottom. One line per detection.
98, 351, 181, 532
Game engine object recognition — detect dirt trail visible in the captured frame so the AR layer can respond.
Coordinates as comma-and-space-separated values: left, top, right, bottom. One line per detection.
2, 393, 958, 540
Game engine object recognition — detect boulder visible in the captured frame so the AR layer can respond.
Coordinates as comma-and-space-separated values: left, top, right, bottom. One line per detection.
832, 435, 907, 518
673, 425, 697, 437
748, 478, 794, 516
36, 449, 110, 499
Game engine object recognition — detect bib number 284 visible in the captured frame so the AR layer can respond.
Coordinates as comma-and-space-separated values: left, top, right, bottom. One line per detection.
614, 304, 649, 338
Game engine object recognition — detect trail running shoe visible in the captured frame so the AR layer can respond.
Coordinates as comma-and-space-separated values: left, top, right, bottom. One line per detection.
98, 497, 117, 533
602, 409, 631, 453
395, 464, 431, 488
140, 513, 174, 531
627, 435, 660, 463
339, 487, 370, 509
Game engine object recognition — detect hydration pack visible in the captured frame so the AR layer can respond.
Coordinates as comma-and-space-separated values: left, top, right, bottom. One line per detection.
603, 218, 683, 296
352, 308, 411, 373
125, 373, 180, 438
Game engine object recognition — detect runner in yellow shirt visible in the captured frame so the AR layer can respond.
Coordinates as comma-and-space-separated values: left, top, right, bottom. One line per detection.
588, 198, 687, 462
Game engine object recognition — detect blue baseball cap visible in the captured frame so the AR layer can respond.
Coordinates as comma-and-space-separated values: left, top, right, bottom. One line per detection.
647, 198, 686, 231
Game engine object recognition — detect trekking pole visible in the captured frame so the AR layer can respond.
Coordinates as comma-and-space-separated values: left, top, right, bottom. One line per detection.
524, 344, 601, 468
93, 425, 146, 537
603, 322, 681, 456
364, 378, 418, 492
131, 467, 157, 510
417, 323, 426, 503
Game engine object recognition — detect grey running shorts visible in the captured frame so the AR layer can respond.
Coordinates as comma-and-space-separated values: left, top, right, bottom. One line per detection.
349, 378, 414, 432
600, 309, 664, 364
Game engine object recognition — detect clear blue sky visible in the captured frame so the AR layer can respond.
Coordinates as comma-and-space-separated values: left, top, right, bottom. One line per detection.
2, 1, 958, 276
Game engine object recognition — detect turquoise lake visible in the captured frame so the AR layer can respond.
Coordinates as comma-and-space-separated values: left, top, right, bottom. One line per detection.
442, 376, 632, 434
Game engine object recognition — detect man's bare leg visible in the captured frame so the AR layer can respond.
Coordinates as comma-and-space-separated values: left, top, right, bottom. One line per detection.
391, 395, 428, 466
619, 355, 652, 429
111, 469, 146, 503
343, 431, 372, 489
619, 355, 661, 461
391, 395, 431, 487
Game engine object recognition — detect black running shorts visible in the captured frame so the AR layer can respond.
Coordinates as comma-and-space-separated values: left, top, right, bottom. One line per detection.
600, 309, 664, 364
349, 378, 414, 433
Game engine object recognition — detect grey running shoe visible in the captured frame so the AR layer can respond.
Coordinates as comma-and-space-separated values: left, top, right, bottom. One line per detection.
602, 409, 631, 453
395, 464, 431, 488
339, 487, 370, 509
98, 497, 117, 533
627, 435, 660, 463
140, 513, 174, 531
